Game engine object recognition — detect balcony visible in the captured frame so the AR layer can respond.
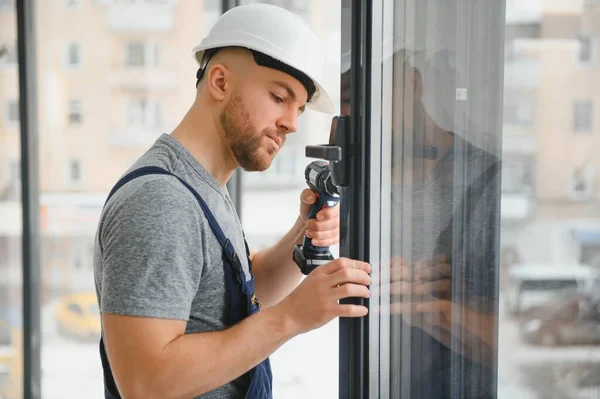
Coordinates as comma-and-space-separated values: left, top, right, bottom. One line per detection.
107, 2, 175, 33
504, 60, 540, 89
108, 68, 178, 91
501, 192, 536, 222
109, 127, 166, 148
502, 131, 537, 155
505, 0, 541, 24
0, 201, 21, 235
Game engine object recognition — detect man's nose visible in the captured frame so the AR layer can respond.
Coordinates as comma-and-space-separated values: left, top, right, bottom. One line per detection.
277, 110, 299, 134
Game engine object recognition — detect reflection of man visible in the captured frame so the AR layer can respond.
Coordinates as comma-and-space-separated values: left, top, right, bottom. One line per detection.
337, 45, 501, 397
386, 50, 502, 398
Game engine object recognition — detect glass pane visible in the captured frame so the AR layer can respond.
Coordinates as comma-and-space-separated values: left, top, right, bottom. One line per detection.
36, 1, 214, 397
125, 42, 145, 67
372, 0, 505, 397
238, 1, 342, 398
0, 1, 23, 398
500, 0, 600, 397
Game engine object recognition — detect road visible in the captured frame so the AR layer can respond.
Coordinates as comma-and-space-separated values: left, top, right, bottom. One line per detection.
32, 299, 600, 398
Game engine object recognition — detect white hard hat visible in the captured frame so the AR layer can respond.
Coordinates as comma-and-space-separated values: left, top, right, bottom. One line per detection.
192, 4, 335, 114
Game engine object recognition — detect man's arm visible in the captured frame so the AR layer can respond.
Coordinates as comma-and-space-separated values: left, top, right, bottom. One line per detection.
250, 189, 341, 307
103, 258, 372, 399
250, 216, 305, 308
103, 305, 294, 399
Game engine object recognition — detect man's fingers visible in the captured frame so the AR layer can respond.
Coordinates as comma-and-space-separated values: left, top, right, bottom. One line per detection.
315, 203, 339, 221
300, 188, 316, 204
320, 258, 372, 275
310, 236, 340, 248
390, 263, 413, 281
334, 283, 370, 300
306, 218, 338, 231
386, 299, 452, 315
415, 263, 452, 281
306, 227, 339, 239
414, 254, 449, 272
415, 279, 451, 294
335, 304, 369, 318
330, 268, 371, 287
388, 280, 414, 295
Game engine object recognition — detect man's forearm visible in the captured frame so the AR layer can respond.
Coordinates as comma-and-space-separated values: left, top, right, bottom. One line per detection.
143, 305, 296, 399
252, 216, 305, 307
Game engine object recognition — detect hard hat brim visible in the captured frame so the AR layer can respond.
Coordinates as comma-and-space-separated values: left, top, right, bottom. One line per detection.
192, 43, 336, 114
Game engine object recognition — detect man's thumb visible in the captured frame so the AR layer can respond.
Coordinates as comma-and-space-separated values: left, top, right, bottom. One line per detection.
301, 189, 316, 204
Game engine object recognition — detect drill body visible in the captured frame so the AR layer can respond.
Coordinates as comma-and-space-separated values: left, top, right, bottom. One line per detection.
293, 161, 340, 275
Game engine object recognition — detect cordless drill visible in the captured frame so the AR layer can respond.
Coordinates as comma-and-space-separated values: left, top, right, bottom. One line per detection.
293, 160, 340, 275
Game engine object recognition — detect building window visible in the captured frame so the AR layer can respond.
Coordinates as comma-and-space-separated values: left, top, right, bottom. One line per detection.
242, 0, 309, 19
569, 164, 594, 201
8, 160, 19, 182
577, 36, 595, 65
503, 95, 536, 127
573, 100, 593, 133
68, 100, 83, 125
66, 42, 82, 68
501, 157, 534, 194
4, 100, 19, 127
127, 98, 162, 128
3, 159, 20, 186
0, 0, 15, 11
68, 160, 82, 184
126, 41, 160, 68
204, 0, 219, 10
0, 42, 17, 66
64, 0, 82, 9
1, 160, 20, 201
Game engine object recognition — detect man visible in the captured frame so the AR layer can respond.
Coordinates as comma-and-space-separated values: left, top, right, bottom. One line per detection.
93, 4, 371, 399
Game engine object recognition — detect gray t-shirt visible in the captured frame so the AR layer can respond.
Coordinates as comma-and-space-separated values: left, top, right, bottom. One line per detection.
93, 133, 251, 398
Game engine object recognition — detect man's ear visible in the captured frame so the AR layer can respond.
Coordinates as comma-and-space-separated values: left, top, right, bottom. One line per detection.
206, 63, 230, 102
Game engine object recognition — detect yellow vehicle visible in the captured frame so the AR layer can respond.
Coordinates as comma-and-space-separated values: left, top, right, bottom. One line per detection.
55, 291, 101, 341
0, 326, 21, 399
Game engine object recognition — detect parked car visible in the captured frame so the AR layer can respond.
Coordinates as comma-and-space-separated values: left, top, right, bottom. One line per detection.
55, 291, 101, 342
519, 292, 600, 346
505, 264, 600, 316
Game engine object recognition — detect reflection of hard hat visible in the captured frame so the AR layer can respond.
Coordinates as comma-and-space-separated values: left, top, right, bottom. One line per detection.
192, 4, 335, 114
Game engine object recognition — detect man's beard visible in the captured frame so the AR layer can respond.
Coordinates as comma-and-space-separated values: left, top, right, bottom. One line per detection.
220, 92, 283, 172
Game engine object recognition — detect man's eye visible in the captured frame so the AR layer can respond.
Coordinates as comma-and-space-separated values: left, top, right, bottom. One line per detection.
271, 94, 284, 103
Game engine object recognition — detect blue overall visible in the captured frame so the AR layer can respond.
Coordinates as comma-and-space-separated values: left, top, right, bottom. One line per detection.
99, 166, 273, 399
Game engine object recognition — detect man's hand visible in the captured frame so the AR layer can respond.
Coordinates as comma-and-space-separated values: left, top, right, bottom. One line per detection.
276, 257, 371, 335
386, 254, 451, 299
299, 188, 340, 247
381, 255, 496, 366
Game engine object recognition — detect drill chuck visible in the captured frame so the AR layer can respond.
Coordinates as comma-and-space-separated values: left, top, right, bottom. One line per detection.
305, 161, 339, 197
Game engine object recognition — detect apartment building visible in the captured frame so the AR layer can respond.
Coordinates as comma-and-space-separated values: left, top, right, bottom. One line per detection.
0, 0, 339, 299
501, 0, 600, 268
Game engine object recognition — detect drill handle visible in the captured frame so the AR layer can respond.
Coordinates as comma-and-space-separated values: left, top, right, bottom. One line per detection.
304, 192, 339, 252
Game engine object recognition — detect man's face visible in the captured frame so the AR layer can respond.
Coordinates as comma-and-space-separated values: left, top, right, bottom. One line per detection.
220, 64, 308, 172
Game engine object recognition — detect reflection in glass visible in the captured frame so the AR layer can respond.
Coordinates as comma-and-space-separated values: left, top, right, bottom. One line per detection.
372, 0, 505, 398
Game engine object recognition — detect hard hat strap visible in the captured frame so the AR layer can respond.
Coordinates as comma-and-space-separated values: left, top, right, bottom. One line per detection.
195, 47, 317, 103
248, 49, 316, 102
195, 48, 222, 88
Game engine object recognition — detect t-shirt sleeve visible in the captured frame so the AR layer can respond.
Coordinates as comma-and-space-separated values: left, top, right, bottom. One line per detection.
99, 177, 204, 321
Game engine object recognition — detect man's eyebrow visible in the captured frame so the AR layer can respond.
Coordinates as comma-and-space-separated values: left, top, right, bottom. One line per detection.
272, 80, 306, 114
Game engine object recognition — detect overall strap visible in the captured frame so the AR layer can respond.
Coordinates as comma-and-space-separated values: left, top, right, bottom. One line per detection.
105, 166, 245, 282
100, 166, 249, 399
